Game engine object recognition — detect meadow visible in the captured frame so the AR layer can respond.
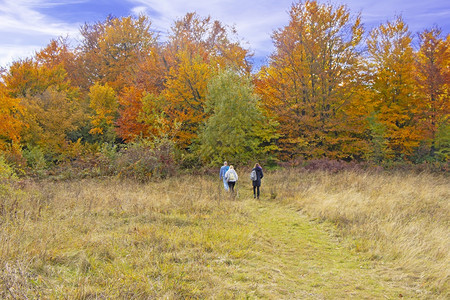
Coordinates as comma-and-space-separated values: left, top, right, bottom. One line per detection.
0, 169, 448, 299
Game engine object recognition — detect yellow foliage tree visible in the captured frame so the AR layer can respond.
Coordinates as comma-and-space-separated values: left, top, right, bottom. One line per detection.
162, 49, 212, 148
367, 16, 422, 158
22, 88, 80, 155
88, 82, 118, 142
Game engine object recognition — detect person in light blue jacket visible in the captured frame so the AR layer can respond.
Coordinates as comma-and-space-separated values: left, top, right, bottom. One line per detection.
219, 161, 230, 191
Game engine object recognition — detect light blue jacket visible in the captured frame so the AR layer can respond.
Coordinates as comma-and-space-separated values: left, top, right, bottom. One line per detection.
220, 165, 229, 179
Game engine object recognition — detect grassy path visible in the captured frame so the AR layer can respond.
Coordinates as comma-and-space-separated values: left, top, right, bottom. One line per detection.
233, 197, 413, 299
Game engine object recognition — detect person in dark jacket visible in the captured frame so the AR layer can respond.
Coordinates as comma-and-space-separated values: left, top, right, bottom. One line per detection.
251, 163, 264, 199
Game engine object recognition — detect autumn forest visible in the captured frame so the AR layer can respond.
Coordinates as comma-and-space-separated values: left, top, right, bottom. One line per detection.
1, 0, 449, 177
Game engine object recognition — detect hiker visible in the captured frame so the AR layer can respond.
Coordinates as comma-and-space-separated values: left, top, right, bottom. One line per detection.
225, 165, 238, 193
251, 163, 264, 199
219, 161, 230, 191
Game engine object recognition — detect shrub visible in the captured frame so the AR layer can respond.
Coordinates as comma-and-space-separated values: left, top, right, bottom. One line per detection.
0, 155, 17, 183
97, 143, 120, 176
22, 146, 48, 177
0, 155, 23, 220
116, 138, 177, 182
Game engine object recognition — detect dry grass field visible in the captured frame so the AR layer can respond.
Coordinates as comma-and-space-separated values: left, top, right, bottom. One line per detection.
0, 169, 448, 299
267, 169, 449, 297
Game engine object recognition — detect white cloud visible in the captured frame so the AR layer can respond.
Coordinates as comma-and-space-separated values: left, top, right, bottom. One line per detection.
0, 0, 449, 68
0, 0, 82, 66
0, 0, 79, 36
128, 0, 293, 57
131, 5, 148, 15
0, 44, 40, 67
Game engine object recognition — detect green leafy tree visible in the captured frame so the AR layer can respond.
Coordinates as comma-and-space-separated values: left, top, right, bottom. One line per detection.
434, 120, 450, 162
198, 69, 277, 165
366, 112, 392, 163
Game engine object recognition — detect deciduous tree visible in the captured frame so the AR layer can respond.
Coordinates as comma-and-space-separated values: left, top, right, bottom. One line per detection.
414, 28, 450, 158
0, 85, 25, 150
199, 68, 277, 164
116, 86, 149, 142
2, 58, 82, 156
21, 88, 81, 156
88, 82, 118, 143
257, 0, 364, 159
160, 13, 252, 149
367, 16, 421, 158
78, 15, 157, 92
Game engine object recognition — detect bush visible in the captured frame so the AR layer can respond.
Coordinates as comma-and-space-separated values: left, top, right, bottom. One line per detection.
97, 143, 120, 176
115, 139, 177, 182
0, 155, 23, 219
22, 146, 48, 177
0, 155, 17, 183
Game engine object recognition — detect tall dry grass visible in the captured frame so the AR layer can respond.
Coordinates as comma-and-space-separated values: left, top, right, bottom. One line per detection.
0, 169, 448, 298
268, 169, 449, 296
0, 176, 253, 298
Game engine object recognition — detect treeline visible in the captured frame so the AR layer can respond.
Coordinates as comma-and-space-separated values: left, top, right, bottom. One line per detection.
0, 0, 448, 177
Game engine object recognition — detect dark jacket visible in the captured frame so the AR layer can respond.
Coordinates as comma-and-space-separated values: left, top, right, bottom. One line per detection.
252, 166, 263, 187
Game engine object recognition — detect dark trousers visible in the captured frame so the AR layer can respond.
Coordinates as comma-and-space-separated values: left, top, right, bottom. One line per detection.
228, 181, 236, 192
253, 185, 260, 198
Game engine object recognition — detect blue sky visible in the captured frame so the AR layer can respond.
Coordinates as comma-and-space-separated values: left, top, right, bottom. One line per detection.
1, 0, 449, 68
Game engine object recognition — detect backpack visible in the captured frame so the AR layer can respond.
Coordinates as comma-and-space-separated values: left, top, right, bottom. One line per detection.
250, 170, 257, 181
228, 171, 236, 181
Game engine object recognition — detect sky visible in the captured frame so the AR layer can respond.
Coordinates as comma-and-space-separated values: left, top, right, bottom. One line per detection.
1, 0, 449, 69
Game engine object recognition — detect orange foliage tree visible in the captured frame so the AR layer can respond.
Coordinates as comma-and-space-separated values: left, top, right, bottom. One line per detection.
34, 37, 80, 86
0, 84, 25, 150
3, 59, 71, 98
116, 86, 149, 142
78, 15, 157, 92
116, 46, 167, 142
256, 0, 365, 160
2, 59, 81, 156
366, 16, 422, 159
414, 28, 450, 158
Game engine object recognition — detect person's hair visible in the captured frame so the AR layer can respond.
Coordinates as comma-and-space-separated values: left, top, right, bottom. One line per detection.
255, 163, 261, 168
229, 165, 234, 169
